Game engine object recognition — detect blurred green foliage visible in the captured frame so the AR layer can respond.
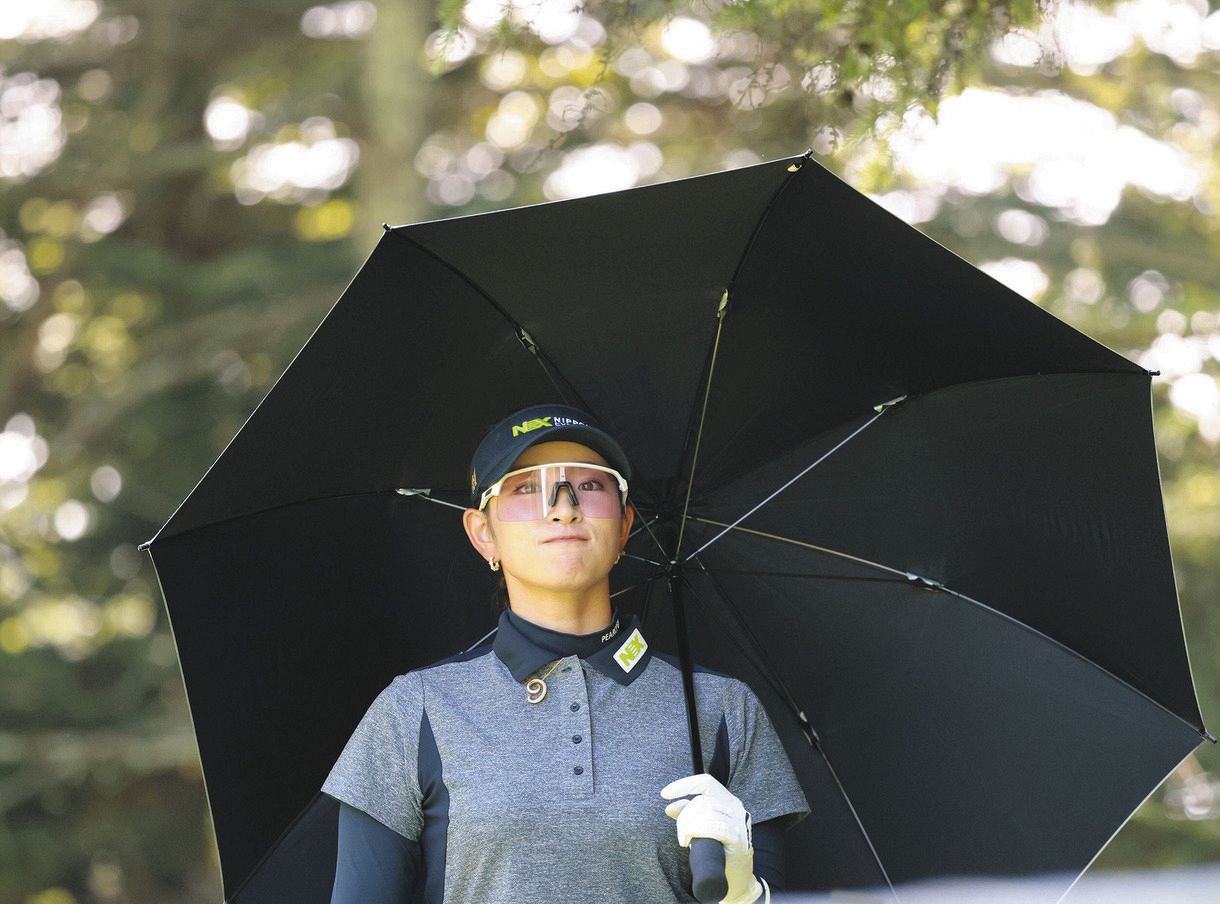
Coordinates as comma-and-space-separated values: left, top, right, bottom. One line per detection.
1, 0, 1217, 901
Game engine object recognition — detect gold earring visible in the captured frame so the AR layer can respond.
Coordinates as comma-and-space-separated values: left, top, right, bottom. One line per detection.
614, 552, 622, 565
489, 558, 500, 572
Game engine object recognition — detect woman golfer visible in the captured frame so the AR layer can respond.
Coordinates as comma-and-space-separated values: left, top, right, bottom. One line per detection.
322, 404, 809, 903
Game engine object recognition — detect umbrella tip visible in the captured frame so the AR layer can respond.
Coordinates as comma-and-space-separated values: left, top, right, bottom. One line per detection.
137, 539, 152, 551
1204, 729, 1217, 744
786, 149, 814, 172
382, 222, 392, 232
874, 395, 908, 413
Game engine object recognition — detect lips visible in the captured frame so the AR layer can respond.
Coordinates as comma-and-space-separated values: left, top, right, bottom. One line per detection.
541, 534, 588, 544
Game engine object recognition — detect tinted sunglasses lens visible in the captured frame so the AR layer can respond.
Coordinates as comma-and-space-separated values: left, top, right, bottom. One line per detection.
494, 465, 623, 521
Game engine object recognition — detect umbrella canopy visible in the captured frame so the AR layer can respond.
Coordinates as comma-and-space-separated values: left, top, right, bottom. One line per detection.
142, 150, 1211, 903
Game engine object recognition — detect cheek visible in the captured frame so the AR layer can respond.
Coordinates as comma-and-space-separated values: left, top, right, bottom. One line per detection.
489, 524, 531, 562
595, 522, 626, 555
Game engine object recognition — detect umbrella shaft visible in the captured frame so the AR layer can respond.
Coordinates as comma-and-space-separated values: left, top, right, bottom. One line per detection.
669, 567, 704, 775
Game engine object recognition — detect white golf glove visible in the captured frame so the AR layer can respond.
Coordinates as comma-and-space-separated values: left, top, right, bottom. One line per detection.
660, 773, 769, 904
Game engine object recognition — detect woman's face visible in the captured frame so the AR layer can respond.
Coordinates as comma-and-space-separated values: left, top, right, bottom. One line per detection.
465, 440, 632, 599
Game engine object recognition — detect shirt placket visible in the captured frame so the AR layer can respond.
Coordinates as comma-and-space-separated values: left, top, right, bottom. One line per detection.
549, 655, 593, 798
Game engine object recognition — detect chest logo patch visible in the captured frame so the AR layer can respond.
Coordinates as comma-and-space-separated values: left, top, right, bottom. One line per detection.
613, 628, 648, 673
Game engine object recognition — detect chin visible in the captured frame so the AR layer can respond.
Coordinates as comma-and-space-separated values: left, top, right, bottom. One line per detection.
525, 561, 609, 591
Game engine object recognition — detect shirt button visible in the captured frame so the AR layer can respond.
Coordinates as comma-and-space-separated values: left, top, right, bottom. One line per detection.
572, 734, 582, 744
570, 703, 580, 712
573, 766, 584, 775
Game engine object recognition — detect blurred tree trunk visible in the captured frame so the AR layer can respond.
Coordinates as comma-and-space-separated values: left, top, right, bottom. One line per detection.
357, 0, 434, 249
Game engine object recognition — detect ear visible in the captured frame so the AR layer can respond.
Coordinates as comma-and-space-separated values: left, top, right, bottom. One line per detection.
462, 508, 497, 562
619, 502, 634, 550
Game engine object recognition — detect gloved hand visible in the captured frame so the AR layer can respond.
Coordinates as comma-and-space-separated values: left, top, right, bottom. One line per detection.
660, 773, 767, 904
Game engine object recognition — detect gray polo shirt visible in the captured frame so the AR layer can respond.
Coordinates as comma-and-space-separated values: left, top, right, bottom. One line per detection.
322, 610, 809, 903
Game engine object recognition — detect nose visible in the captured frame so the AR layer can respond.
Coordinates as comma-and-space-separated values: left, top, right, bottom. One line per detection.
547, 481, 581, 522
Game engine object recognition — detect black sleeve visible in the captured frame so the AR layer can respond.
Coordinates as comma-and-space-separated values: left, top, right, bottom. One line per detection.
752, 817, 787, 891
331, 801, 421, 904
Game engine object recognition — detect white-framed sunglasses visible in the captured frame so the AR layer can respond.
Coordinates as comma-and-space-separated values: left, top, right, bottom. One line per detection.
479, 462, 629, 521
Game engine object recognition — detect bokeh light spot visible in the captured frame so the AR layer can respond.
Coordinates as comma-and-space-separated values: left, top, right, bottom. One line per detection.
301, 1, 377, 39
661, 17, 716, 64
979, 257, 1050, 301
294, 198, 355, 241
624, 102, 662, 135
53, 500, 91, 540
90, 465, 122, 502
0, 616, 30, 654
0, 1, 98, 42
27, 237, 65, 273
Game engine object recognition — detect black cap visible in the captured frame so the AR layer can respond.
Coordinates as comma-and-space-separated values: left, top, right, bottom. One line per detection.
469, 404, 632, 506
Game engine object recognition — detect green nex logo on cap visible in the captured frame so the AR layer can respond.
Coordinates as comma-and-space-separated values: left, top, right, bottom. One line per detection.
510, 414, 590, 437
512, 416, 553, 437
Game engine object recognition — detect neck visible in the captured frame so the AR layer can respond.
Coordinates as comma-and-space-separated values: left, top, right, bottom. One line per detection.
504, 580, 613, 635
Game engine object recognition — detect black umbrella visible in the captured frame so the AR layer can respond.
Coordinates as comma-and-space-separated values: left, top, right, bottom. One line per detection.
142, 150, 1212, 903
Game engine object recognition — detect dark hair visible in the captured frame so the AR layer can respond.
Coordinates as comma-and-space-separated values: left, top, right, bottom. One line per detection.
493, 573, 510, 616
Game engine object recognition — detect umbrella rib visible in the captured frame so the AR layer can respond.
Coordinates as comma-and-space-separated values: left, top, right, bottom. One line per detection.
685, 567, 907, 584
144, 488, 462, 548
671, 152, 813, 562
924, 583, 1211, 741
723, 148, 813, 291
683, 563, 808, 730
387, 229, 594, 411
684, 517, 910, 577
222, 790, 335, 903
628, 513, 658, 539
639, 568, 663, 635
816, 751, 904, 904
682, 566, 903, 904
683, 403, 893, 562
611, 573, 666, 600
674, 293, 729, 560
1052, 746, 1201, 904
629, 508, 670, 561
396, 488, 468, 511
462, 624, 498, 653
687, 516, 1212, 743
623, 551, 667, 568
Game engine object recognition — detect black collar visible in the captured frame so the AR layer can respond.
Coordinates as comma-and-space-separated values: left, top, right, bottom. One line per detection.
493, 608, 653, 686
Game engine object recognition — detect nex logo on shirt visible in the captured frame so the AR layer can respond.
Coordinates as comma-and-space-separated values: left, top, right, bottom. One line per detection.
614, 630, 648, 673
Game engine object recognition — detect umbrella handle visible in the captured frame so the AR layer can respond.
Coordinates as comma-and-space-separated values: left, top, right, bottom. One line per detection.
690, 837, 728, 902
